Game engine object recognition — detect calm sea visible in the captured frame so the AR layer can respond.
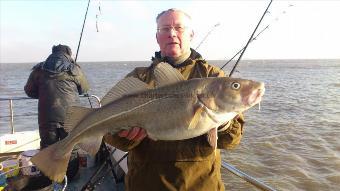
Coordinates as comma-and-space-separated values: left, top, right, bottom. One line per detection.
0, 59, 339, 191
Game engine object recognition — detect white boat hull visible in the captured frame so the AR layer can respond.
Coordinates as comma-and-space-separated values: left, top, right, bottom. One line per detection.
0, 130, 40, 154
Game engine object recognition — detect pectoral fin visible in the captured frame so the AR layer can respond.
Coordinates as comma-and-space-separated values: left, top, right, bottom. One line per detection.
188, 105, 204, 129
207, 127, 218, 149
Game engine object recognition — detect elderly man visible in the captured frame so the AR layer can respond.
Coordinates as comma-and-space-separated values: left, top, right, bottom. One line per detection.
105, 9, 244, 191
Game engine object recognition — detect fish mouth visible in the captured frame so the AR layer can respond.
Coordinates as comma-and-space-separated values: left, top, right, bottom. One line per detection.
242, 88, 265, 107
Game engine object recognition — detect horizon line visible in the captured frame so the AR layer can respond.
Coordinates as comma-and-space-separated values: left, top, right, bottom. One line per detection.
1, 58, 339, 64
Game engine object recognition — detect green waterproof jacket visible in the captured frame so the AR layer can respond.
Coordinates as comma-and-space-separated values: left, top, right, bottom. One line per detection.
104, 49, 244, 191
24, 52, 90, 125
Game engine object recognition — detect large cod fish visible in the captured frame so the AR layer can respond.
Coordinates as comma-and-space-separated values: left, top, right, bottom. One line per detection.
31, 63, 265, 182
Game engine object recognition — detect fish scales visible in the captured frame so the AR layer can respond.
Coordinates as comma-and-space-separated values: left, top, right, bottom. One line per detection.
31, 63, 265, 182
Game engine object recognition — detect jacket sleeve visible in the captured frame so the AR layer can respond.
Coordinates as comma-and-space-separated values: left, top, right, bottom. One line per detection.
24, 68, 39, 99
217, 114, 245, 149
103, 67, 148, 151
206, 63, 245, 149
73, 65, 90, 95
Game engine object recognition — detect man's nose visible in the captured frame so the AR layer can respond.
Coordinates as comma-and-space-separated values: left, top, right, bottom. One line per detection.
169, 28, 177, 36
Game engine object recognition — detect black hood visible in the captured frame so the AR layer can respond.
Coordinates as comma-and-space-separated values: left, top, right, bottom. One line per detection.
42, 52, 75, 74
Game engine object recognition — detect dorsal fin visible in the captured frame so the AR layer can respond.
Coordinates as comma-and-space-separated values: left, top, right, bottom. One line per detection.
154, 62, 185, 88
101, 77, 149, 106
64, 106, 95, 132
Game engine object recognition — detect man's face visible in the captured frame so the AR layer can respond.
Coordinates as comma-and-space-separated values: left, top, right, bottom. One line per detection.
156, 11, 194, 58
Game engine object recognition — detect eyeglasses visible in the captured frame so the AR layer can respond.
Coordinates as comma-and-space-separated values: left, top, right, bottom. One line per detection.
157, 26, 187, 34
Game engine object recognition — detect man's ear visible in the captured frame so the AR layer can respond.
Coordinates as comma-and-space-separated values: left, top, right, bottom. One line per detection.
156, 33, 160, 44
190, 30, 195, 41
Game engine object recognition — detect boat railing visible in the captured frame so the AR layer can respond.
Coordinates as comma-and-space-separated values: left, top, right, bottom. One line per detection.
0, 94, 101, 134
221, 161, 277, 191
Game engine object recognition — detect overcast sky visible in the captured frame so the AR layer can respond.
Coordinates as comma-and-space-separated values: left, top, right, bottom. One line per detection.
1, 0, 339, 63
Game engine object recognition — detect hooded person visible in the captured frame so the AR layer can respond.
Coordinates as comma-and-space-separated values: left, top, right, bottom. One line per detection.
24, 44, 90, 180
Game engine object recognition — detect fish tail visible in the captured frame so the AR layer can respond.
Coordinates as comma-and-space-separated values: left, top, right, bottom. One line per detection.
31, 141, 73, 183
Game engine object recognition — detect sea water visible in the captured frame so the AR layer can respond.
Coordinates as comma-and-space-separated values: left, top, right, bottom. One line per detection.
1, 59, 339, 191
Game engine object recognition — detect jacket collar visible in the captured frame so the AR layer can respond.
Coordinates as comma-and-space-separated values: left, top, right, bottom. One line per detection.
151, 48, 204, 68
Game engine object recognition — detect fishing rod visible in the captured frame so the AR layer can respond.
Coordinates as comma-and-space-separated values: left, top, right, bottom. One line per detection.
221, 161, 277, 191
228, 0, 273, 77
221, 0, 277, 190
220, 3, 293, 70
75, 0, 91, 62
74, 0, 92, 107
195, 23, 220, 50
220, 25, 268, 70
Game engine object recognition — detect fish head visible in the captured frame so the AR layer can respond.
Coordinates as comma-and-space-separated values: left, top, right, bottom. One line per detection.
197, 77, 265, 113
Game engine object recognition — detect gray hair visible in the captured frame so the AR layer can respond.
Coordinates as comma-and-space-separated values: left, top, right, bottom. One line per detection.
156, 8, 192, 23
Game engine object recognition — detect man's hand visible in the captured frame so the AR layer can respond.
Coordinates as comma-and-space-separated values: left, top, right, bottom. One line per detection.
118, 127, 147, 141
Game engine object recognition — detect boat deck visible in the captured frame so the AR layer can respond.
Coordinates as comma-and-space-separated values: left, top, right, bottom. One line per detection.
66, 164, 125, 191
3, 155, 125, 191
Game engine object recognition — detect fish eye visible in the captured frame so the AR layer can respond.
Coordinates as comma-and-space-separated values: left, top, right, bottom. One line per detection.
231, 82, 241, 90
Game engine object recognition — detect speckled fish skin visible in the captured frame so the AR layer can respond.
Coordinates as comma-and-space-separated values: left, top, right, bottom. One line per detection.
31, 65, 265, 182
